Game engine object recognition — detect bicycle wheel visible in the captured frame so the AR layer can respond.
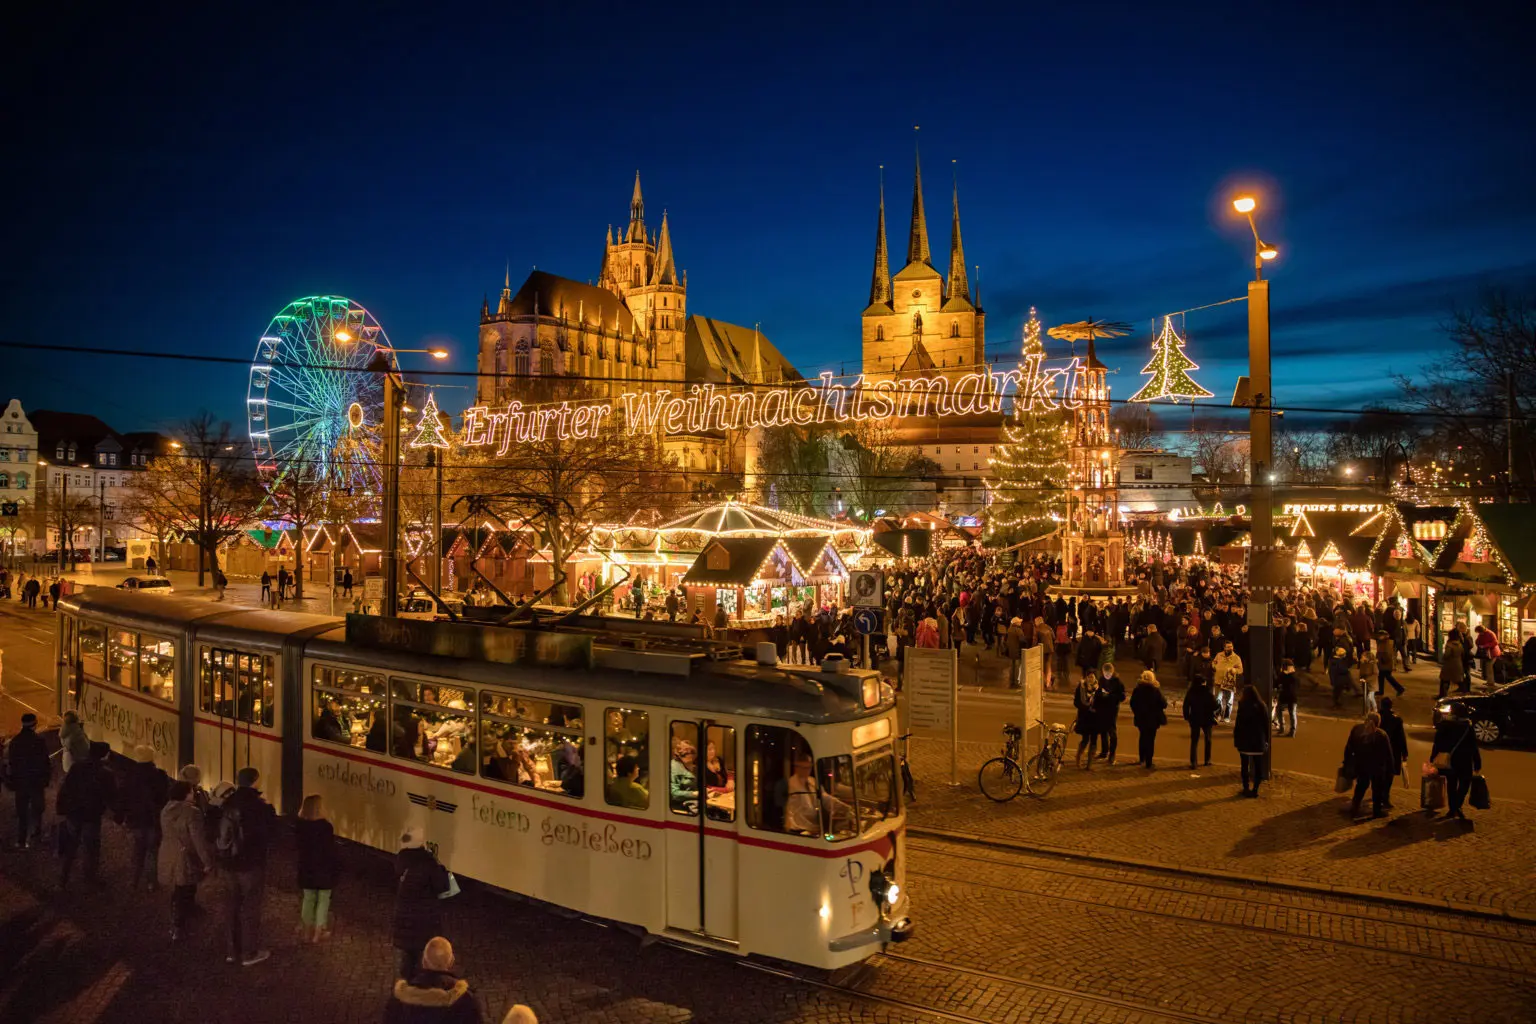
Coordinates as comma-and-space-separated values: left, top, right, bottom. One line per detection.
1025, 750, 1060, 797
978, 757, 1023, 802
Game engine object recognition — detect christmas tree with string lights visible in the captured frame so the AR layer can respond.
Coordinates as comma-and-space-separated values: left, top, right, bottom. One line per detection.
986, 308, 1070, 544
409, 392, 452, 449
1129, 316, 1213, 403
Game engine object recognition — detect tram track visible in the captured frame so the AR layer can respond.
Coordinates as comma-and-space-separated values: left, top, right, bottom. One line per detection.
733, 945, 1235, 1024
907, 834, 1536, 966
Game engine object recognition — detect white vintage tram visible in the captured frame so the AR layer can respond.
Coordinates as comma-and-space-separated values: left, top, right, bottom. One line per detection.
55, 590, 911, 969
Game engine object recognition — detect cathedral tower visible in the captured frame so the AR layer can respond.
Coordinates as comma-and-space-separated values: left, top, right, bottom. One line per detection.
861, 150, 984, 383
598, 172, 686, 385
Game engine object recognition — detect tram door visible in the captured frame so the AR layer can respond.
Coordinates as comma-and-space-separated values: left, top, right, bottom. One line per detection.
664, 719, 739, 941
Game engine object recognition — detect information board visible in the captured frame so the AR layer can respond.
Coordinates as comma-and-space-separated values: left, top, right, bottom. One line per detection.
905, 645, 958, 785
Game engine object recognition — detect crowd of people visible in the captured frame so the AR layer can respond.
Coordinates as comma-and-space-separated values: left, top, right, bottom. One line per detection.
1, 713, 538, 1022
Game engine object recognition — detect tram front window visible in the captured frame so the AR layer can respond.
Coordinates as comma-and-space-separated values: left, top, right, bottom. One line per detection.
853, 747, 899, 831
311, 664, 386, 750
390, 678, 474, 774
814, 755, 859, 841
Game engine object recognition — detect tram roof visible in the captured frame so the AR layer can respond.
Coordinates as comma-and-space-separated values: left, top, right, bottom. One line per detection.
56, 589, 256, 631
304, 627, 886, 724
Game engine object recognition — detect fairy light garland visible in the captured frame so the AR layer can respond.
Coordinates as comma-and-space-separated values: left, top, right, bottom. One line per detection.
1129, 316, 1213, 403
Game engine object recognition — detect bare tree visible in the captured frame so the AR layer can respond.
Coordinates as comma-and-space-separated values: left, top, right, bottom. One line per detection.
1272, 427, 1331, 483
755, 423, 832, 517
473, 387, 678, 604
1111, 403, 1162, 450
1398, 288, 1536, 489
263, 462, 346, 601
122, 414, 263, 584
1322, 406, 1420, 482
835, 419, 937, 522
1177, 423, 1245, 481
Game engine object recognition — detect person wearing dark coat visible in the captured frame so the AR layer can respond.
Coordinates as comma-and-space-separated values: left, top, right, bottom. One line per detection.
118, 745, 170, 890
1094, 664, 1126, 764
1430, 711, 1482, 820
296, 794, 341, 943
158, 780, 214, 941
1072, 674, 1101, 770
1342, 713, 1396, 818
314, 698, 349, 745
393, 826, 453, 979
1523, 635, 1536, 677
57, 741, 116, 887
1182, 678, 1218, 769
1075, 630, 1104, 677
7, 712, 52, 848
1128, 671, 1168, 769
384, 937, 486, 1024
1232, 686, 1271, 797
220, 766, 278, 966
1438, 638, 1467, 699
1138, 625, 1167, 674
1377, 697, 1409, 803
1274, 660, 1300, 737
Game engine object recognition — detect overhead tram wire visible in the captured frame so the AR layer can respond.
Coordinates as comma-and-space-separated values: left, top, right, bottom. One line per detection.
2, 339, 1524, 425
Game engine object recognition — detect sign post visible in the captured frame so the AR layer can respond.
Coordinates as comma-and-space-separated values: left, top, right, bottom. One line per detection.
905, 646, 959, 786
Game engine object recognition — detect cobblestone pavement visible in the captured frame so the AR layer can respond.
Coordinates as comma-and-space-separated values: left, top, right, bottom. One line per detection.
4, 815, 1533, 1024
905, 735, 1536, 919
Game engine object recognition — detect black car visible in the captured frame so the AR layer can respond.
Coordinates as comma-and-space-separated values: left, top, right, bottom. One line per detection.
1434, 676, 1536, 745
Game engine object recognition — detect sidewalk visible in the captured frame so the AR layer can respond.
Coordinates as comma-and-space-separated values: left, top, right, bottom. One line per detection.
905, 735, 1536, 921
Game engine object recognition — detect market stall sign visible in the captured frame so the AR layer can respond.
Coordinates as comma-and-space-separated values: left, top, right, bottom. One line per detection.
345, 614, 594, 669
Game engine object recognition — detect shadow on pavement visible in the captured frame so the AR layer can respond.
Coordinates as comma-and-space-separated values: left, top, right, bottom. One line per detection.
1226, 798, 1359, 859
1323, 810, 1475, 859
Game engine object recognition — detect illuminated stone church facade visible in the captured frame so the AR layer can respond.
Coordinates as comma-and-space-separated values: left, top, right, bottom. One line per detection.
861, 152, 985, 384
476, 173, 798, 479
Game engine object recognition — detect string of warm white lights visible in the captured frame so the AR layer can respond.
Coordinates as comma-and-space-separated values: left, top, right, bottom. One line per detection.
985, 308, 1070, 541
1129, 316, 1213, 403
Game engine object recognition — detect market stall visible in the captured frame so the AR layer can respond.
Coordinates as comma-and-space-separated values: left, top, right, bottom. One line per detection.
680, 535, 848, 627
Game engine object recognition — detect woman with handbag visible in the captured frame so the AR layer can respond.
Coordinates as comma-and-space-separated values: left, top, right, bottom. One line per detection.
392, 825, 454, 979
1430, 708, 1482, 820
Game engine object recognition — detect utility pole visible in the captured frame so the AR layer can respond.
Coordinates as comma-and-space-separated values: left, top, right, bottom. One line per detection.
429, 448, 444, 594
57, 471, 68, 573
98, 478, 106, 565
1506, 370, 1516, 502
375, 352, 403, 617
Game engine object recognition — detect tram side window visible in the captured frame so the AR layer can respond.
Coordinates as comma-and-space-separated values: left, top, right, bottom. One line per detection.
390, 678, 475, 774
703, 724, 736, 823
63, 617, 79, 701
109, 630, 138, 688
140, 634, 176, 702
78, 623, 106, 680
668, 721, 699, 816
746, 725, 819, 835
478, 691, 584, 796
311, 664, 386, 750
603, 707, 650, 810
200, 648, 275, 726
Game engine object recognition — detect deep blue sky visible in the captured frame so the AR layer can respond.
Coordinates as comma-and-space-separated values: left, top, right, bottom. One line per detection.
4, 2, 1532, 436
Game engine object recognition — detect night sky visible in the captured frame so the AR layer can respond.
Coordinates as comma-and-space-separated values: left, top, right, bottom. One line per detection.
4, 2, 1532, 436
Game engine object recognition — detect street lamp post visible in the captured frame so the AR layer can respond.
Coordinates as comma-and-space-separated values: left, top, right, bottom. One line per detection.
1233, 195, 1280, 774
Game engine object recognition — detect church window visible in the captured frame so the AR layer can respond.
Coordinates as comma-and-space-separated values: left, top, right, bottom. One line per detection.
876, 325, 884, 342
514, 341, 531, 376
540, 346, 554, 376
495, 341, 507, 375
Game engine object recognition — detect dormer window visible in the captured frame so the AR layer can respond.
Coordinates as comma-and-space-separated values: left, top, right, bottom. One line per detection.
97, 452, 107, 465
55, 444, 64, 460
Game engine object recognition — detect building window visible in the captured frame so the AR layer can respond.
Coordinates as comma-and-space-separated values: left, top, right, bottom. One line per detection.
955, 462, 961, 471
109, 453, 118, 466
1135, 466, 1154, 481
67, 445, 75, 461
514, 343, 530, 376
0, 473, 7, 488
973, 462, 979, 470
0, 450, 8, 461
55, 444, 64, 460
951, 321, 960, 338
972, 446, 978, 454
15, 472, 27, 489
540, 346, 554, 376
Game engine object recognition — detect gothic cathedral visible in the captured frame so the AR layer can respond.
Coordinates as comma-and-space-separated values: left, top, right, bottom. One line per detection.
861, 151, 985, 383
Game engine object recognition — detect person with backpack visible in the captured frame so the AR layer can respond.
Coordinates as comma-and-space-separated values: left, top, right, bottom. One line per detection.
219, 766, 277, 966
57, 741, 116, 887
393, 825, 454, 979
7, 712, 52, 849
119, 744, 170, 890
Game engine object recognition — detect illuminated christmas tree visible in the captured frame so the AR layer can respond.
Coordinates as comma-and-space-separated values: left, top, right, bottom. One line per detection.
410, 392, 451, 449
1129, 316, 1212, 403
986, 308, 1070, 543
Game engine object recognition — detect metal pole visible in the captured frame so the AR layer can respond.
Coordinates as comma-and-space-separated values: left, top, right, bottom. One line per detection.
1247, 276, 1275, 775
1506, 371, 1515, 502
98, 479, 105, 565
431, 450, 443, 594
58, 472, 67, 573
199, 455, 208, 586
381, 363, 401, 618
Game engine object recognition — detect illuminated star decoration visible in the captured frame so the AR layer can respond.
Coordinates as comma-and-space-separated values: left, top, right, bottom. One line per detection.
1129, 316, 1213, 403
409, 391, 451, 449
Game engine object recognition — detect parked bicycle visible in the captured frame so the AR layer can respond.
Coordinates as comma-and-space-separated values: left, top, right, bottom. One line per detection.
897, 732, 916, 803
1025, 721, 1068, 797
978, 723, 1025, 802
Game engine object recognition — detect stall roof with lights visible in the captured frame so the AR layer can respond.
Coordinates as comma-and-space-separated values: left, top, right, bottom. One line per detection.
683, 538, 782, 586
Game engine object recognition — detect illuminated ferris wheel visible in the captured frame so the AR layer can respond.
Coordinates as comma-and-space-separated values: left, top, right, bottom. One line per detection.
246, 295, 398, 494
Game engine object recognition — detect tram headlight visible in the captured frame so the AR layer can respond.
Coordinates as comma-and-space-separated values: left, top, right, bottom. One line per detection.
869, 866, 899, 906
884, 882, 900, 905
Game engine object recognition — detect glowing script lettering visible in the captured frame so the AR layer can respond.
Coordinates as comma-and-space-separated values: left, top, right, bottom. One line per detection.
459, 366, 1086, 449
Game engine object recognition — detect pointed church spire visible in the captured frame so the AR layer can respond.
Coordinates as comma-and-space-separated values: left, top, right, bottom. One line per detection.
652, 210, 678, 285
868, 166, 891, 306
947, 164, 970, 302
907, 130, 931, 267
480, 293, 489, 320
497, 261, 513, 316
627, 171, 645, 242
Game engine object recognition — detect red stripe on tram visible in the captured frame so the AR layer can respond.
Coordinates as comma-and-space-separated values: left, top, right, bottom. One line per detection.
302, 742, 901, 859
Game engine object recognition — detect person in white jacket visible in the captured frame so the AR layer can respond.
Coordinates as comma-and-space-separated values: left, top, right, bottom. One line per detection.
1212, 642, 1244, 723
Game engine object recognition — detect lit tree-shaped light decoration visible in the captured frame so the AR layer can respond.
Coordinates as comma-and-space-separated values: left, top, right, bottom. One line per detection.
410, 392, 451, 449
986, 308, 1070, 543
1129, 316, 1213, 403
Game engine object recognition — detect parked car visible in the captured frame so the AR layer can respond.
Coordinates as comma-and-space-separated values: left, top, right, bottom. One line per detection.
117, 575, 175, 595
1434, 676, 1536, 744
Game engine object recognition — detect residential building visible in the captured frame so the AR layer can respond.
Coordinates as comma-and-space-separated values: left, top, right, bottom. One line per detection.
26, 407, 168, 558
1117, 449, 1198, 513
0, 399, 39, 561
